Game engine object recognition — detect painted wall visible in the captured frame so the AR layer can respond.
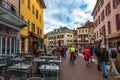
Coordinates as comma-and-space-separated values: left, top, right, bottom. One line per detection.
19, 0, 45, 51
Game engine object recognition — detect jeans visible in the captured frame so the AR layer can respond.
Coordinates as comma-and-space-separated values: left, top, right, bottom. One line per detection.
102, 62, 108, 77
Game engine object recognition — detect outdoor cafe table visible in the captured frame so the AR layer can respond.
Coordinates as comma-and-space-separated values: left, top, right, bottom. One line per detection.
25, 55, 34, 58
39, 64, 60, 80
39, 64, 59, 73
8, 63, 32, 80
40, 56, 58, 59
24, 55, 34, 64
35, 59, 47, 66
0, 64, 7, 80
12, 57, 25, 64
48, 60, 62, 65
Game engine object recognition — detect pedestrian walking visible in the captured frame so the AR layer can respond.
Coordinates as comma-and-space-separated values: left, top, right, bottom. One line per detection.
109, 47, 120, 79
89, 44, 93, 63
61, 45, 67, 58
83, 47, 91, 67
69, 45, 76, 64
94, 45, 101, 71
99, 45, 109, 78
75, 46, 79, 56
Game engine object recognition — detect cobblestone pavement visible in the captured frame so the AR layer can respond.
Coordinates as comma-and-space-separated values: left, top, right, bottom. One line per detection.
59, 51, 117, 80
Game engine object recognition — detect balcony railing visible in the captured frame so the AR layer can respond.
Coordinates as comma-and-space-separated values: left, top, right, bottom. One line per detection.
0, 0, 20, 17
0, 0, 29, 27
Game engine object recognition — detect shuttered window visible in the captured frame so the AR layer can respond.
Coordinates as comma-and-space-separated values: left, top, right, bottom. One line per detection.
115, 14, 120, 31
108, 21, 111, 34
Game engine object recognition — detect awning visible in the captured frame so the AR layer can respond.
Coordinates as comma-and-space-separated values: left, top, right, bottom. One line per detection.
0, 1, 29, 28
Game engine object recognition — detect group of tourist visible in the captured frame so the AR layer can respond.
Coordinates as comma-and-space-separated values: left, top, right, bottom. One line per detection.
28, 43, 120, 79
83, 44, 120, 79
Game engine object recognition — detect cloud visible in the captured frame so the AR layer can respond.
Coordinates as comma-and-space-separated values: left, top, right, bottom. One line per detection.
44, 0, 97, 34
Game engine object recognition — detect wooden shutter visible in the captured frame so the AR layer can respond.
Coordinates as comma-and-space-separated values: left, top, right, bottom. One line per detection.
115, 14, 120, 31
108, 21, 111, 34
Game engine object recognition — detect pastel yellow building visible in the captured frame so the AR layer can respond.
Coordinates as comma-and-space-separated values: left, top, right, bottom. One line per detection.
19, 0, 46, 52
47, 27, 74, 47
77, 21, 94, 49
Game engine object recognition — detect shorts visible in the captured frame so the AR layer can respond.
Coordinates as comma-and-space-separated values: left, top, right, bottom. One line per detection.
84, 58, 89, 61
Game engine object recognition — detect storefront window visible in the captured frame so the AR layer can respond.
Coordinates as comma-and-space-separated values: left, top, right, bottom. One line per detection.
7, 37, 10, 55
2, 37, 5, 54
11, 38, 14, 54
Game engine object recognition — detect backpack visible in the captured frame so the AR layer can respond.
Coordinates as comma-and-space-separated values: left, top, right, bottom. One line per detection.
111, 50, 117, 59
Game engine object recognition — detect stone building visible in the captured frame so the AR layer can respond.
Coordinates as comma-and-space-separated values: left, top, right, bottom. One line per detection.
92, 0, 120, 49
0, 0, 28, 55
77, 21, 94, 49
47, 27, 74, 47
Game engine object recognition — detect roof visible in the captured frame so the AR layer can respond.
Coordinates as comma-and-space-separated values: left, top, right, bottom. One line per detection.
47, 26, 73, 35
77, 21, 93, 29
91, 0, 101, 15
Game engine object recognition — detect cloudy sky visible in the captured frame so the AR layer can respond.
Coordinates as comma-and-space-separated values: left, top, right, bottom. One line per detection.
44, 0, 97, 34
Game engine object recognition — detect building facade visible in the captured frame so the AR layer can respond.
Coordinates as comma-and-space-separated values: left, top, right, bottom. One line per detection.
92, 0, 120, 49
47, 27, 74, 47
0, 0, 28, 55
19, 0, 46, 52
77, 21, 94, 49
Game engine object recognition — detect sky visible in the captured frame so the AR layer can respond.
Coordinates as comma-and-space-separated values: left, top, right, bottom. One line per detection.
43, 0, 97, 34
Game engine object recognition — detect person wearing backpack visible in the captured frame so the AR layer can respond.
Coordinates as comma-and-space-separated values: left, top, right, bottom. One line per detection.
99, 45, 109, 78
109, 47, 120, 79
93, 45, 101, 71
83, 47, 91, 67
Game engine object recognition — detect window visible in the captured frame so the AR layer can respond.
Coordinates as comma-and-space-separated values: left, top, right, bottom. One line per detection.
101, 10, 105, 21
99, 29, 101, 37
36, 10, 38, 19
2, 37, 5, 54
95, 20, 98, 27
102, 25, 106, 35
40, 29, 42, 36
82, 29, 84, 33
28, 0, 30, 10
113, 0, 120, 9
106, 2, 111, 16
108, 21, 111, 34
115, 14, 120, 31
40, 15, 41, 22
97, 31, 98, 39
32, 23, 35, 33
98, 6, 100, 12
79, 30, 81, 33
101, 0, 104, 7
32, 5, 34, 14
98, 16, 100, 24
94, 33, 96, 39
21, 15, 24, 20
28, 20, 30, 32
37, 27, 39, 34
62, 35, 64, 38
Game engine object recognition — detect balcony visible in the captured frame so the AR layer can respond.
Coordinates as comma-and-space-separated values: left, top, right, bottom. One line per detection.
0, 0, 28, 28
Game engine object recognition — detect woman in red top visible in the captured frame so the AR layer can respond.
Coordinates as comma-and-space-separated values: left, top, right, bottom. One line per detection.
83, 47, 91, 67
